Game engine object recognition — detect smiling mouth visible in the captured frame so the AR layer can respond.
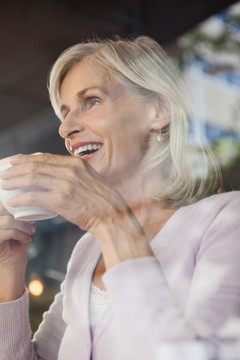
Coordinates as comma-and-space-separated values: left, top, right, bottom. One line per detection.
74, 143, 103, 158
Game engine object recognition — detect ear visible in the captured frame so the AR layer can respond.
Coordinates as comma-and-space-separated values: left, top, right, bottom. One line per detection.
149, 95, 170, 131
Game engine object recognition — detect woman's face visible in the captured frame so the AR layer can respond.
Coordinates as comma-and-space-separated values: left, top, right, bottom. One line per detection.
59, 60, 158, 186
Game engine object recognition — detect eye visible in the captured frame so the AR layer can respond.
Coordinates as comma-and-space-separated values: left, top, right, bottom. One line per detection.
61, 111, 68, 121
85, 96, 102, 109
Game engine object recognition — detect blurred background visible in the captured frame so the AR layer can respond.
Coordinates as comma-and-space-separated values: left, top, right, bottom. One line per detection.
0, 0, 239, 332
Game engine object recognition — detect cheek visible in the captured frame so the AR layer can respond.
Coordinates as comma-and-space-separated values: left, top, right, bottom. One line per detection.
92, 118, 108, 131
86, 108, 109, 132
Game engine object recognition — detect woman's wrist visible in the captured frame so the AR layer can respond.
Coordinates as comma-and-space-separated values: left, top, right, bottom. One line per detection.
0, 284, 25, 303
94, 206, 153, 269
0, 265, 26, 303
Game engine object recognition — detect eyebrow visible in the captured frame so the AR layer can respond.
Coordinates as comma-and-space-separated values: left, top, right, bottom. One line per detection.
60, 86, 109, 116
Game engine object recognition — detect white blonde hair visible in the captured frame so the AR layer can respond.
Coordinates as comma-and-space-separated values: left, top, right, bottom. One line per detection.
48, 36, 222, 207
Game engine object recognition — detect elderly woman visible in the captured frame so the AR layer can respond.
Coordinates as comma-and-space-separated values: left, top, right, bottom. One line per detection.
0, 36, 239, 360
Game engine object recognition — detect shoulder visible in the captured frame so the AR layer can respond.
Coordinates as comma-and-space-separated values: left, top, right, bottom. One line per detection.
200, 191, 240, 227
196, 190, 240, 211
183, 191, 240, 223
168, 191, 240, 250
193, 191, 240, 233
195, 192, 240, 255
173, 191, 240, 232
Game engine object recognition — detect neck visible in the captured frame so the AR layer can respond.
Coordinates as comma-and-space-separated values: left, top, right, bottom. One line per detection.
114, 173, 177, 243
131, 199, 177, 242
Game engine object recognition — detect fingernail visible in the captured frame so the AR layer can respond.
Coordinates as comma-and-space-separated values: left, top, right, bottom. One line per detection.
31, 226, 36, 234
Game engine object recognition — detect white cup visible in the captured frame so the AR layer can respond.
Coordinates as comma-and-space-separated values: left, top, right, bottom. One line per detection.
0, 156, 57, 221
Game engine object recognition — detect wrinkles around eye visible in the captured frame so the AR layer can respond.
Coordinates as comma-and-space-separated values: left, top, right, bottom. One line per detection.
85, 96, 102, 109
60, 96, 102, 121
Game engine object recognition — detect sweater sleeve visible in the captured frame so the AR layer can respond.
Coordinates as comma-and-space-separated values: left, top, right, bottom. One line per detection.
102, 194, 240, 360
185, 195, 240, 338
32, 280, 67, 359
0, 290, 37, 360
0, 281, 66, 360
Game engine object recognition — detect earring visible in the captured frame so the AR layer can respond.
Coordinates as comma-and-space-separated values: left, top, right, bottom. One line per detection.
157, 129, 162, 142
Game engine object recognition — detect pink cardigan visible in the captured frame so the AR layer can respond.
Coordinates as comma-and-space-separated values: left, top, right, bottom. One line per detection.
0, 191, 240, 360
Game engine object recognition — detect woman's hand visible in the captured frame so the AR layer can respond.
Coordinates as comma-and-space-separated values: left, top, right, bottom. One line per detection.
0, 153, 127, 232
0, 203, 35, 265
0, 153, 153, 269
0, 202, 35, 301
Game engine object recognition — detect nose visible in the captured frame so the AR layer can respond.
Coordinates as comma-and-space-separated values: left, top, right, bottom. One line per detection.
58, 111, 84, 139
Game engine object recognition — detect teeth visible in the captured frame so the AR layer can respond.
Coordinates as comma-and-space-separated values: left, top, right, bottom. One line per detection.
74, 144, 102, 157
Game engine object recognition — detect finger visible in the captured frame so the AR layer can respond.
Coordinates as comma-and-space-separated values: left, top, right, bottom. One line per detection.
6, 190, 57, 210
0, 229, 32, 244
0, 202, 10, 216
0, 161, 58, 180
1, 156, 85, 181
0, 215, 36, 235
1, 154, 102, 190
0, 171, 68, 192
10, 153, 75, 166
0, 160, 94, 194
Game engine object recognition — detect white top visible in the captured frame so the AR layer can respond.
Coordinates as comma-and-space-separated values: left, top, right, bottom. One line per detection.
89, 283, 111, 332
